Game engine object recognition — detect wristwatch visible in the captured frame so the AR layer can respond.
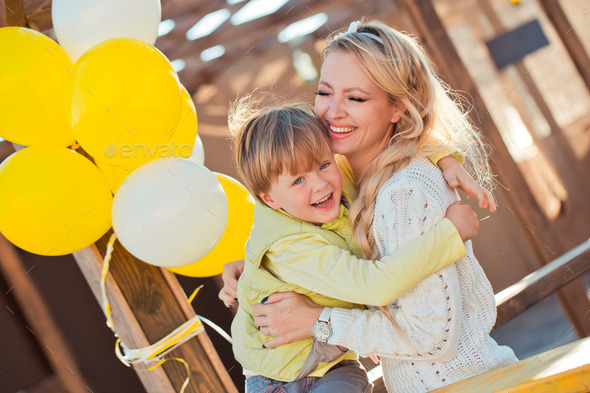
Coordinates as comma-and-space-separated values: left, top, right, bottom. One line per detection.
312, 307, 333, 342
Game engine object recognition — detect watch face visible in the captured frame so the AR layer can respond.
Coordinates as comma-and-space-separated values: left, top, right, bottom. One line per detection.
312, 321, 332, 341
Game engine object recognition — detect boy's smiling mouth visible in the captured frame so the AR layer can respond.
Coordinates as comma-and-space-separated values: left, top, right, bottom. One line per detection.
312, 193, 334, 209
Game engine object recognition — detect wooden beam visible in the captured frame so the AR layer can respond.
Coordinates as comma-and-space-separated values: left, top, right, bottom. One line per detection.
177, 3, 359, 93
0, 233, 90, 393
73, 229, 238, 393
399, 0, 590, 336
495, 239, 590, 328
476, 0, 590, 197
0, 0, 25, 27
538, 0, 590, 93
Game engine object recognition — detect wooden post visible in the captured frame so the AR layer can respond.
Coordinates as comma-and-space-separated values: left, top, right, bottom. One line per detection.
538, 0, 590, 93
399, 0, 590, 336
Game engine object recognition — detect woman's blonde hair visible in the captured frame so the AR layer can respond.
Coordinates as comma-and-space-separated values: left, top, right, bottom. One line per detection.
228, 95, 332, 203
323, 21, 492, 260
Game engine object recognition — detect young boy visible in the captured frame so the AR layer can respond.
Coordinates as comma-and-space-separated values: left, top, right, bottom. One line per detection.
230, 102, 474, 392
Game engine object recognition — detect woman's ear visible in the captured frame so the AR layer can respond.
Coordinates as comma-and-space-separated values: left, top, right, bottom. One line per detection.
259, 192, 281, 210
390, 102, 406, 124
391, 101, 407, 123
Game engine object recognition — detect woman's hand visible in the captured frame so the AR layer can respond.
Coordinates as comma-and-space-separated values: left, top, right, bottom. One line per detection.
445, 201, 479, 241
218, 260, 245, 308
438, 155, 497, 212
252, 292, 323, 348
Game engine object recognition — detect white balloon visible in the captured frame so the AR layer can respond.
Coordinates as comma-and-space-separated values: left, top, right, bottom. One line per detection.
112, 158, 228, 267
52, 0, 161, 62
189, 134, 205, 165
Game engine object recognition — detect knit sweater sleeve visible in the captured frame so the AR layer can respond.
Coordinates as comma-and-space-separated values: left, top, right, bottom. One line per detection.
327, 177, 463, 360
265, 217, 465, 306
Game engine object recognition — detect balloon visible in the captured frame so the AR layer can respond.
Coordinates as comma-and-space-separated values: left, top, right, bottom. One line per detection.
0, 146, 113, 255
154, 85, 198, 159
112, 159, 228, 267
168, 173, 254, 277
94, 160, 133, 195
52, 0, 161, 62
72, 38, 182, 167
0, 27, 75, 147
190, 134, 205, 165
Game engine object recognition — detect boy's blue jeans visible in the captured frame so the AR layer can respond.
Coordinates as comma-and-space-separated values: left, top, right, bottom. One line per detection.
245, 360, 372, 393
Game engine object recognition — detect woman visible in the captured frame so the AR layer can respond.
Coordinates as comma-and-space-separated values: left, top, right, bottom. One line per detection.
220, 21, 514, 391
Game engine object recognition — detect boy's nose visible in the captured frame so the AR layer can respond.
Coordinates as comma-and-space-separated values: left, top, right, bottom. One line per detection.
312, 177, 329, 193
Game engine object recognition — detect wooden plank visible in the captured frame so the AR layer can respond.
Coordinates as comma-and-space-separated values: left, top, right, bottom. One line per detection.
0, 233, 90, 393
431, 336, 590, 393
72, 236, 175, 393
73, 229, 237, 393
0, 0, 25, 27
495, 239, 590, 328
399, 0, 590, 337
538, 0, 590, 93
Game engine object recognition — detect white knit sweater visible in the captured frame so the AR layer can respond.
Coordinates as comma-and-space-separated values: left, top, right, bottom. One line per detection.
328, 157, 517, 392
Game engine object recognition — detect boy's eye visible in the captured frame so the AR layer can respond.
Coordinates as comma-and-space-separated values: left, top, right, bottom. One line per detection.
320, 162, 330, 170
293, 178, 303, 185
348, 96, 366, 102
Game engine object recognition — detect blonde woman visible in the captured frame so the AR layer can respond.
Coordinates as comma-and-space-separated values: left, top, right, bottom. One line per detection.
222, 21, 516, 392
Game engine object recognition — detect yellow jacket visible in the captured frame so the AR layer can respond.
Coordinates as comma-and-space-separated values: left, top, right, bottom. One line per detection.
231, 193, 465, 381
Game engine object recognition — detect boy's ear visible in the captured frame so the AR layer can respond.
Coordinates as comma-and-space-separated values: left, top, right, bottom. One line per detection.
259, 192, 281, 210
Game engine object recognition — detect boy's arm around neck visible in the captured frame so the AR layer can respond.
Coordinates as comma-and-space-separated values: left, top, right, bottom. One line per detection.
265, 219, 465, 306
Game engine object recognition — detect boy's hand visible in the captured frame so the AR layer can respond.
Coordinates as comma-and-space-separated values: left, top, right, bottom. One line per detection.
252, 292, 322, 348
438, 155, 497, 212
218, 260, 245, 308
445, 201, 479, 242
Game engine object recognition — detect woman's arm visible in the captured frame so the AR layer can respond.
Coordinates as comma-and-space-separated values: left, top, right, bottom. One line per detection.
327, 266, 462, 360
327, 175, 465, 359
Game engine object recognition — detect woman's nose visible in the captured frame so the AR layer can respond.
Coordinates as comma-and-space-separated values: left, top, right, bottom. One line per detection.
327, 97, 345, 119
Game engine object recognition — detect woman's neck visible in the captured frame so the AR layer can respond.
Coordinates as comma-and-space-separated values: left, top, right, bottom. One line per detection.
346, 139, 390, 186
347, 152, 375, 186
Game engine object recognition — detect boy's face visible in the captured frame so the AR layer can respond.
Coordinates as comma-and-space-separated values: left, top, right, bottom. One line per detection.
259, 147, 343, 225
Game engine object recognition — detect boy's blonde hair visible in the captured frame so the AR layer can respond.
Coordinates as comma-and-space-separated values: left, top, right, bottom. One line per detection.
324, 21, 493, 260
229, 96, 332, 203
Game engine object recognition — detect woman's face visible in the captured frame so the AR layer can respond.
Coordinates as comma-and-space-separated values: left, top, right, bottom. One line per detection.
315, 50, 401, 167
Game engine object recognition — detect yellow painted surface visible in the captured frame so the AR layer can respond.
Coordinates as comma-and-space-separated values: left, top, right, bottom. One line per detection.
432, 337, 590, 393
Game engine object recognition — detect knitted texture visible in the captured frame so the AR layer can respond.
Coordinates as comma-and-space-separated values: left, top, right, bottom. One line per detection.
328, 156, 517, 392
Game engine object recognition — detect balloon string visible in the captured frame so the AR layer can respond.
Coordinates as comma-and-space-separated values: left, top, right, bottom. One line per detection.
102, 234, 233, 393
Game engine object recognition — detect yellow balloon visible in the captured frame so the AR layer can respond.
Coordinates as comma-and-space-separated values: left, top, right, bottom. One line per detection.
94, 160, 134, 195
0, 27, 75, 147
0, 146, 113, 256
154, 85, 198, 159
72, 38, 182, 167
168, 173, 255, 277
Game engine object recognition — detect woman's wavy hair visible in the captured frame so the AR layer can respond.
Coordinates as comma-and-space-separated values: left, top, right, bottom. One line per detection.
323, 21, 493, 260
